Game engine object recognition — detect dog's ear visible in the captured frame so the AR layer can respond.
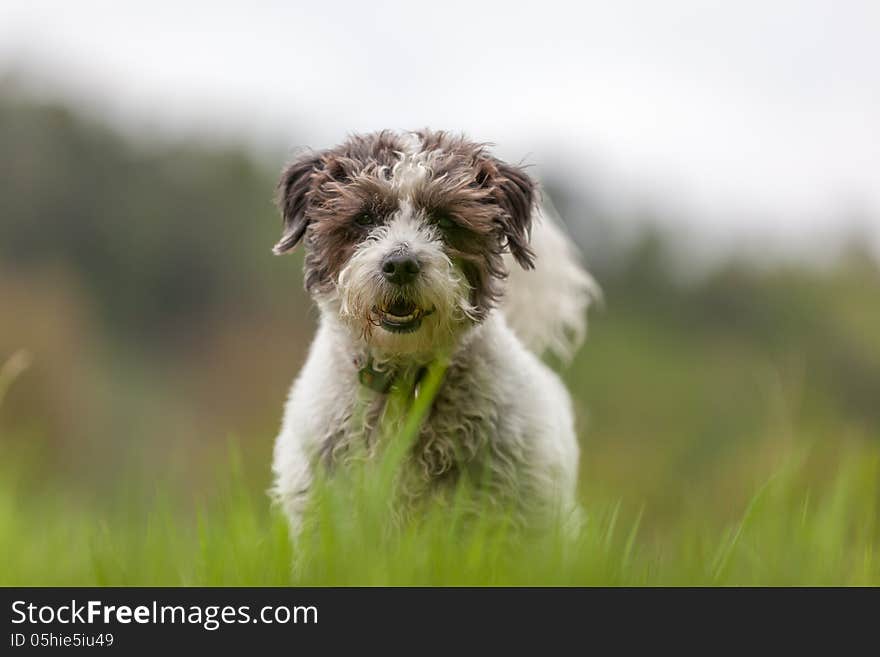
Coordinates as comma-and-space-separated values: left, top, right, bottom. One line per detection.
480, 158, 537, 270
273, 152, 324, 255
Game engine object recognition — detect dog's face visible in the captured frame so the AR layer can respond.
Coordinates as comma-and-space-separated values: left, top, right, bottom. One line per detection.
274, 130, 536, 357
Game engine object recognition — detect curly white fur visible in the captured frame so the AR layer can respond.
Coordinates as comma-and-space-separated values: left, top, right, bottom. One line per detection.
273, 208, 593, 534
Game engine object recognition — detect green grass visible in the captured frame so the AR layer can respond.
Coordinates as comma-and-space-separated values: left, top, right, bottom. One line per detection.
1, 443, 878, 585
2, 384, 878, 586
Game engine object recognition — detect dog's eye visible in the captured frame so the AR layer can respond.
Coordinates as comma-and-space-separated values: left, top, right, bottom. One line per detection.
355, 211, 375, 227
432, 210, 456, 230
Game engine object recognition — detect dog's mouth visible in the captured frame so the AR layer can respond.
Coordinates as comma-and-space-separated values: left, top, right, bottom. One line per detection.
374, 299, 433, 334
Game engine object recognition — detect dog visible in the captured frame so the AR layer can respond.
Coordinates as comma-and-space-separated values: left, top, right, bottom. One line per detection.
270, 130, 598, 533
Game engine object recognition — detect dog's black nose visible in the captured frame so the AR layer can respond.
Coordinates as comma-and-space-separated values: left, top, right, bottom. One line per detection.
381, 253, 421, 285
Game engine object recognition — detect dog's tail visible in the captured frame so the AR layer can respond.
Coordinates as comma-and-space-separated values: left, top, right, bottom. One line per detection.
501, 196, 601, 363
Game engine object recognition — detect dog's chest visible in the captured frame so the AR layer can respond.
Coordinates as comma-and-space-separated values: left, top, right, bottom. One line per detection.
319, 358, 509, 485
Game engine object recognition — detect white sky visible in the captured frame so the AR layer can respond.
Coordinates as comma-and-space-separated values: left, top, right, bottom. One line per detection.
2, 0, 879, 257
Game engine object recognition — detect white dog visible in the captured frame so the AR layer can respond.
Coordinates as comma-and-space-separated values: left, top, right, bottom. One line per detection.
271, 130, 598, 532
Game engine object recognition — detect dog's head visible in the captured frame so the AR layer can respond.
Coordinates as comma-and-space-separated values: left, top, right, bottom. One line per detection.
274, 130, 536, 358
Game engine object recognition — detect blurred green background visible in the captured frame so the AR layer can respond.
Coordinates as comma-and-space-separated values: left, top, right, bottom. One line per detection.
1, 77, 879, 585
